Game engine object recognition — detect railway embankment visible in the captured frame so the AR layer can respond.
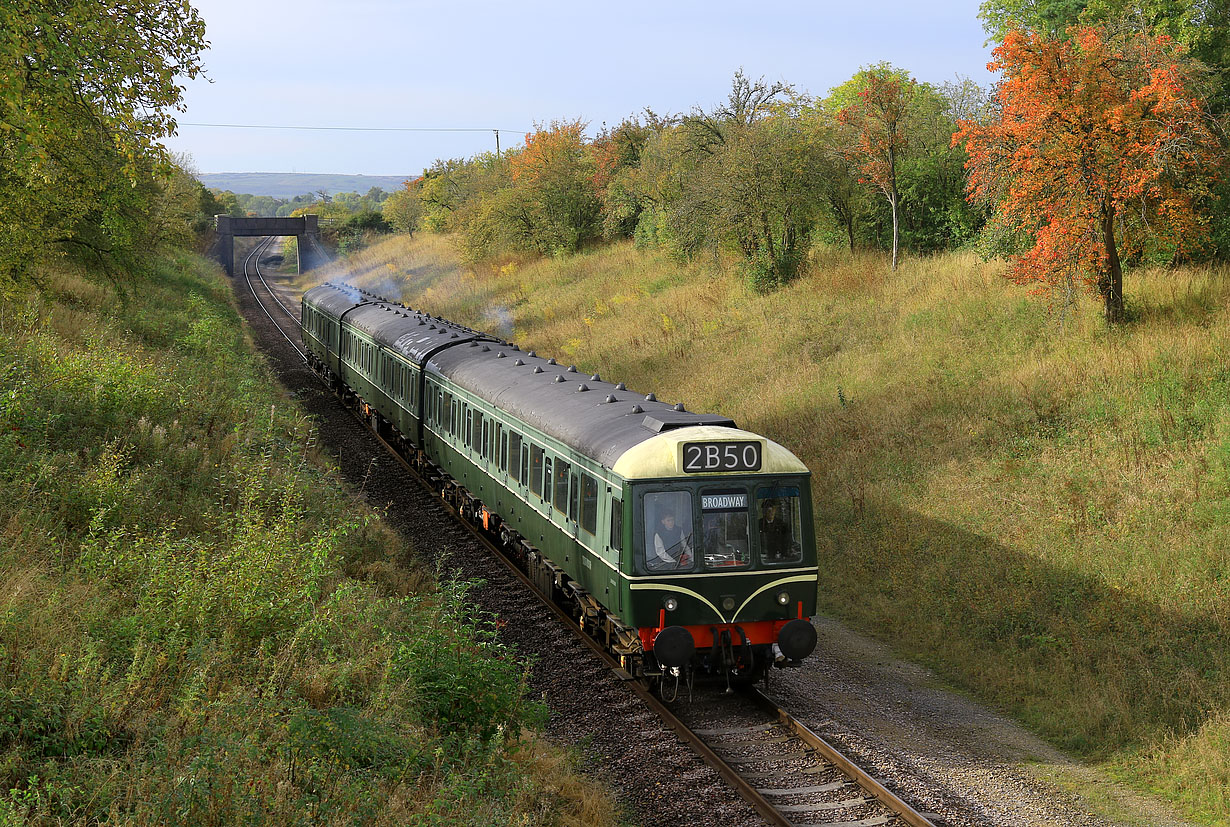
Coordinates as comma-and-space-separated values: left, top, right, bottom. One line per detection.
0, 255, 619, 825
305, 232, 1229, 825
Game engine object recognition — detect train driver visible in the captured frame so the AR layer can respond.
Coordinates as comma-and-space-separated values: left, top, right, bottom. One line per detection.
652, 508, 692, 570
759, 499, 792, 561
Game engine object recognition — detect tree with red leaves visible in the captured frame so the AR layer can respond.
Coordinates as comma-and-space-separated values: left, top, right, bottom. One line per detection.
837, 65, 917, 270
954, 23, 1221, 323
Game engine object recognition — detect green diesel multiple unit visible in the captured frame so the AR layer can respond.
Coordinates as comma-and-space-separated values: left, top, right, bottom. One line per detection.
303, 282, 818, 681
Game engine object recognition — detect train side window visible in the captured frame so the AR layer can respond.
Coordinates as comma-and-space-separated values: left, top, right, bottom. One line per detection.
530, 446, 544, 497
570, 473, 579, 520
464, 406, 472, 446
543, 457, 553, 505
509, 432, 522, 480
580, 475, 598, 535
554, 460, 570, 515
499, 427, 508, 472
609, 498, 623, 551
521, 444, 530, 487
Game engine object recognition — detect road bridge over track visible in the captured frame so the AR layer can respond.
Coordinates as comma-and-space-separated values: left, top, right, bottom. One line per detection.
213, 214, 329, 276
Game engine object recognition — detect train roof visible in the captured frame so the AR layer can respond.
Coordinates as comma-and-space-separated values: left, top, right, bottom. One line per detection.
303, 282, 808, 477
304, 282, 494, 358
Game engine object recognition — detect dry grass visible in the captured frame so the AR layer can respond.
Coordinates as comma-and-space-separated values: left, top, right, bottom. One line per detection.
331, 232, 1230, 824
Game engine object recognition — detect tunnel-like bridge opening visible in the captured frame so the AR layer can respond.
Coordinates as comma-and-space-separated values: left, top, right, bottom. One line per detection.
212, 214, 329, 276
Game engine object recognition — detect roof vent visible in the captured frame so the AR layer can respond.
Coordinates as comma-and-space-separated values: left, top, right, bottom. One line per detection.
482, 345, 491, 352
577, 383, 589, 392
450, 333, 458, 338
674, 403, 685, 412
533, 366, 544, 374
631, 404, 644, 414
528, 351, 536, 357
645, 393, 657, 402
547, 358, 557, 365
567, 365, 577, 373
591, 373, 601, 382
496, 351, 506, 358
418, 320, 426, 326
510, 344, 520, 351
429, 324, 437, 330
553, 375, 566, 383
605, 394, 617, 403
514, 359, 524, 366
615, 382, 626, 391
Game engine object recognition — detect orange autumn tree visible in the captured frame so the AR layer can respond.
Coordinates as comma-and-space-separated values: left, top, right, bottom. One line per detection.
954, 24, 1221, 323
506, 119, 601, 255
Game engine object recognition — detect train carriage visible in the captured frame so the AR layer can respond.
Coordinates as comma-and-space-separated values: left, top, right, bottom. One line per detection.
302, 282, 819, 683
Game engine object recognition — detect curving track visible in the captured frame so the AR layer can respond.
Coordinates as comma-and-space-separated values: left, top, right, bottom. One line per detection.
235, 250, 944, 827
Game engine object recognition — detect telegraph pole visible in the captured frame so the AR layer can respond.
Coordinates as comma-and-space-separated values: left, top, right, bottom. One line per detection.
494, 129, 501, 156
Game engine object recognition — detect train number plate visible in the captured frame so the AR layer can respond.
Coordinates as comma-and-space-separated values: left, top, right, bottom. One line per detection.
682, 441, 762, 473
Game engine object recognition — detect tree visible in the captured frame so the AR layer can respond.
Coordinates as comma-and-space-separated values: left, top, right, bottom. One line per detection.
0, 0, 206, 285
383, 183, 423, 235
837, 65, 918, 270
954, 23, 1221, 323
621, 73, 827, 290
506, 120, 601, 255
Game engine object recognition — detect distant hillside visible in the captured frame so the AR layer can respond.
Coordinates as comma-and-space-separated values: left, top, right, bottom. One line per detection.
197, 172, 414, 198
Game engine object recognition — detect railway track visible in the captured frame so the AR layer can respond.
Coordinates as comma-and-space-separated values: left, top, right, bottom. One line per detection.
241, 236, 308, 358
239, 252, 940, 827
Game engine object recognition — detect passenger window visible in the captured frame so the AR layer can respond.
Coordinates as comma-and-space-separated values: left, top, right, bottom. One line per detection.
509, 433, 522, 480
643, 491, 694, 572
530, 445, 544, 497
499, 428, 508, 472
570, 474, 579, 520
554, 460, 570, 515
700, 489, 751, 570
581, 475, 598, 535
756, 487, 804, 565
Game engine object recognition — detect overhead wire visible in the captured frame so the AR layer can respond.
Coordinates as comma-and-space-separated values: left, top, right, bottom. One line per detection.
180, 122, 525, 134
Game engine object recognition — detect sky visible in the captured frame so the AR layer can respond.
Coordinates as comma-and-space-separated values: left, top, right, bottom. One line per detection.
166, 0, 996, 178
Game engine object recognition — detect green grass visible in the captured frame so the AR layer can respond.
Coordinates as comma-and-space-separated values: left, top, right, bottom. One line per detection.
314, 234, 1230, 824
0, 256, 621, 826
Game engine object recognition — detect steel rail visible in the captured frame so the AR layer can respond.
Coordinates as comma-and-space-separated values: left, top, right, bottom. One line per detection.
746, 687, 937, 827
261, 277, 938, 827
354, 424, 793, 827
246, 238, 302, 324
241, 236, 308, 362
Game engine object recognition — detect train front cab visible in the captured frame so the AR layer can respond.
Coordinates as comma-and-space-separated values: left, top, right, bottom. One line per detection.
615, 427, 820, 681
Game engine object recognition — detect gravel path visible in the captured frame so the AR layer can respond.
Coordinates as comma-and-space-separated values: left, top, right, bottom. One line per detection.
230, 255, 1195, 827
